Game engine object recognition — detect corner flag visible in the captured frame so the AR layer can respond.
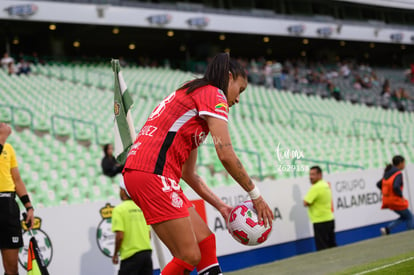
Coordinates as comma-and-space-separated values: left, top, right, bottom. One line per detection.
111, 59, 136, 165
27, 237, 49, 275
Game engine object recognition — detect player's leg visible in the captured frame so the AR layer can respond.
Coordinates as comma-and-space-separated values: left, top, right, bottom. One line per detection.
188, 207, 222, 275
152, 216, 200, 275
1, 248, 19, 275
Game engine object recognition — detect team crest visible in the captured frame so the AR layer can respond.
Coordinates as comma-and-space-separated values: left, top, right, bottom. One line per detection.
96, 203, 115, 257
18, 217, 53, 269
171, 192, 183, 208
114, 101, 121, 116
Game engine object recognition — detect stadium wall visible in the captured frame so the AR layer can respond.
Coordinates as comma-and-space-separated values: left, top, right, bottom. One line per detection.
2, 164, 413, 275
1, 0, 414, 44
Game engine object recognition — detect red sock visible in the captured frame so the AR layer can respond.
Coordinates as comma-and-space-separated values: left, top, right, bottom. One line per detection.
161, 257, 194, 275
196, 234, 222, 275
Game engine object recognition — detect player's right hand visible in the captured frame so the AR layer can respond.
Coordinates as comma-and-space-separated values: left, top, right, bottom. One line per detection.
252, 196, 274, 228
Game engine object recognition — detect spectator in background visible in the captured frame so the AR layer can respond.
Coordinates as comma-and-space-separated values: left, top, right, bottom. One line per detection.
264, 61, 273, 88
377, 155, 413, 235
7, 62, 16, 76
339, 61, 350, 79
327, 81, 341, 101
304, 166, 337, 251
271, 60, 283, 90
381, 79, 391, 98
1, 53, 14, 70
112, 180, 153, 275
16, 59, 31, 75
391, 88, 406, 112
101, 144, 124, 177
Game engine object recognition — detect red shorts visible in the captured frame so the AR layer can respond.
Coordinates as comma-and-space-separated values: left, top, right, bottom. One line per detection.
123, 169, 192, 225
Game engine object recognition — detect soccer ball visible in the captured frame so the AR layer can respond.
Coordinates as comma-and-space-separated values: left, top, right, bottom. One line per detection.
227, 200, 273, 246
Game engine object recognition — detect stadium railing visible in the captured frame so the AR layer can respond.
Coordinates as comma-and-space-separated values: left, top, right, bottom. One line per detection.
0, 104, 34, 130
50, 115, 99, 144
351, 119, 404, 143
291, 158, 364, 177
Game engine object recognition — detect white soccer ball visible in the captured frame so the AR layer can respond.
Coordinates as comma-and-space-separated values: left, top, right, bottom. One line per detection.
227, 200, 273, 246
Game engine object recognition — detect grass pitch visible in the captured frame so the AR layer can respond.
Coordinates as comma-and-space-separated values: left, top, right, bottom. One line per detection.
227, 231, 414, 275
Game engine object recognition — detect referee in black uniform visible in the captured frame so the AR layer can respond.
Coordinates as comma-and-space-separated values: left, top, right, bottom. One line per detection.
0, 123, 35, 275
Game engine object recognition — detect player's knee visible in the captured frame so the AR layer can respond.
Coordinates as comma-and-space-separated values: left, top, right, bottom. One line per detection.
181, 248, 201, 266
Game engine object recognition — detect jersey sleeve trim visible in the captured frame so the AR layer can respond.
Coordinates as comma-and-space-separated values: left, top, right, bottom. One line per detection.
199, 111, 228, 122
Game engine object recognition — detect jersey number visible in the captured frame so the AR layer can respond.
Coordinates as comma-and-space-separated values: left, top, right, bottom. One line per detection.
160, 176, 181, 192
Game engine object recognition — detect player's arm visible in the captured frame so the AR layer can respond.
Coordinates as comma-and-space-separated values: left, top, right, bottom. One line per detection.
112, 231, 124, 264
182, 149, 232, 221
11, 167, 34, 228
205, 116, 273, 227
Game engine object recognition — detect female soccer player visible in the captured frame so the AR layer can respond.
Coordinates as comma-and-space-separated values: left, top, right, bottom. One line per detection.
123, 53, 273, 275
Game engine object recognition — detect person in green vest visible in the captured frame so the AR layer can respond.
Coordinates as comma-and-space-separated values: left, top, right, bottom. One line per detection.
112, 180, 153, 275
304, 166, 337, 251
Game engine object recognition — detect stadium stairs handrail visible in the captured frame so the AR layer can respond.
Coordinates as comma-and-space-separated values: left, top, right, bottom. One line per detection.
291, 158, 364, 177
199, 144, 264, 181
51, 114, 99, 144
290, 110, 337, 132
0, 104, 34, 130
351, 119, 404, 143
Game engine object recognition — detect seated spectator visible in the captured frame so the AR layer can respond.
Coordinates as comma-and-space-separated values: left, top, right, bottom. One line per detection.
327, 81, 341, 101
339, 62, 351, 78
101, 144, 124, 177
392, 88, 406, 112
16, 59, 31, 75
381, 79, 391, 97
1, 53, 14, 70
7, 62, 16, 76
361, 74, 372, 89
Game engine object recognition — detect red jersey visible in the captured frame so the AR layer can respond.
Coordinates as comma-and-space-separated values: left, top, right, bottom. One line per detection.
124, 85, 229, 182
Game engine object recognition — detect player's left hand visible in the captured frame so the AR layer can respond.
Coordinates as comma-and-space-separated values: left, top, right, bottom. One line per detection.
252, 196, 274, 228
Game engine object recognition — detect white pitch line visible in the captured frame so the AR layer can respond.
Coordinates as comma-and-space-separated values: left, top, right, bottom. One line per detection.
354, 256, 414, 275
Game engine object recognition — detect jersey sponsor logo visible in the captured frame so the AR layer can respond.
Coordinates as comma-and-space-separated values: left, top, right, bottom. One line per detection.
138, 125, 158, 137
148, 92, 176, 121
171, 192, 184, 208
96, 203, 115, 257
19, 216, 53, 269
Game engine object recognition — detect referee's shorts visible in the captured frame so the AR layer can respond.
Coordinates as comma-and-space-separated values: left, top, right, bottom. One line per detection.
0, 192, 23, 249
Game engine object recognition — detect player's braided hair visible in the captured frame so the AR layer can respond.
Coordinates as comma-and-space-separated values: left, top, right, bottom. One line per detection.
179, 53, 246, 96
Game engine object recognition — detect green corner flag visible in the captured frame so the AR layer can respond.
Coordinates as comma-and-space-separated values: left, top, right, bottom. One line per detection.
112, 59, 135, 165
